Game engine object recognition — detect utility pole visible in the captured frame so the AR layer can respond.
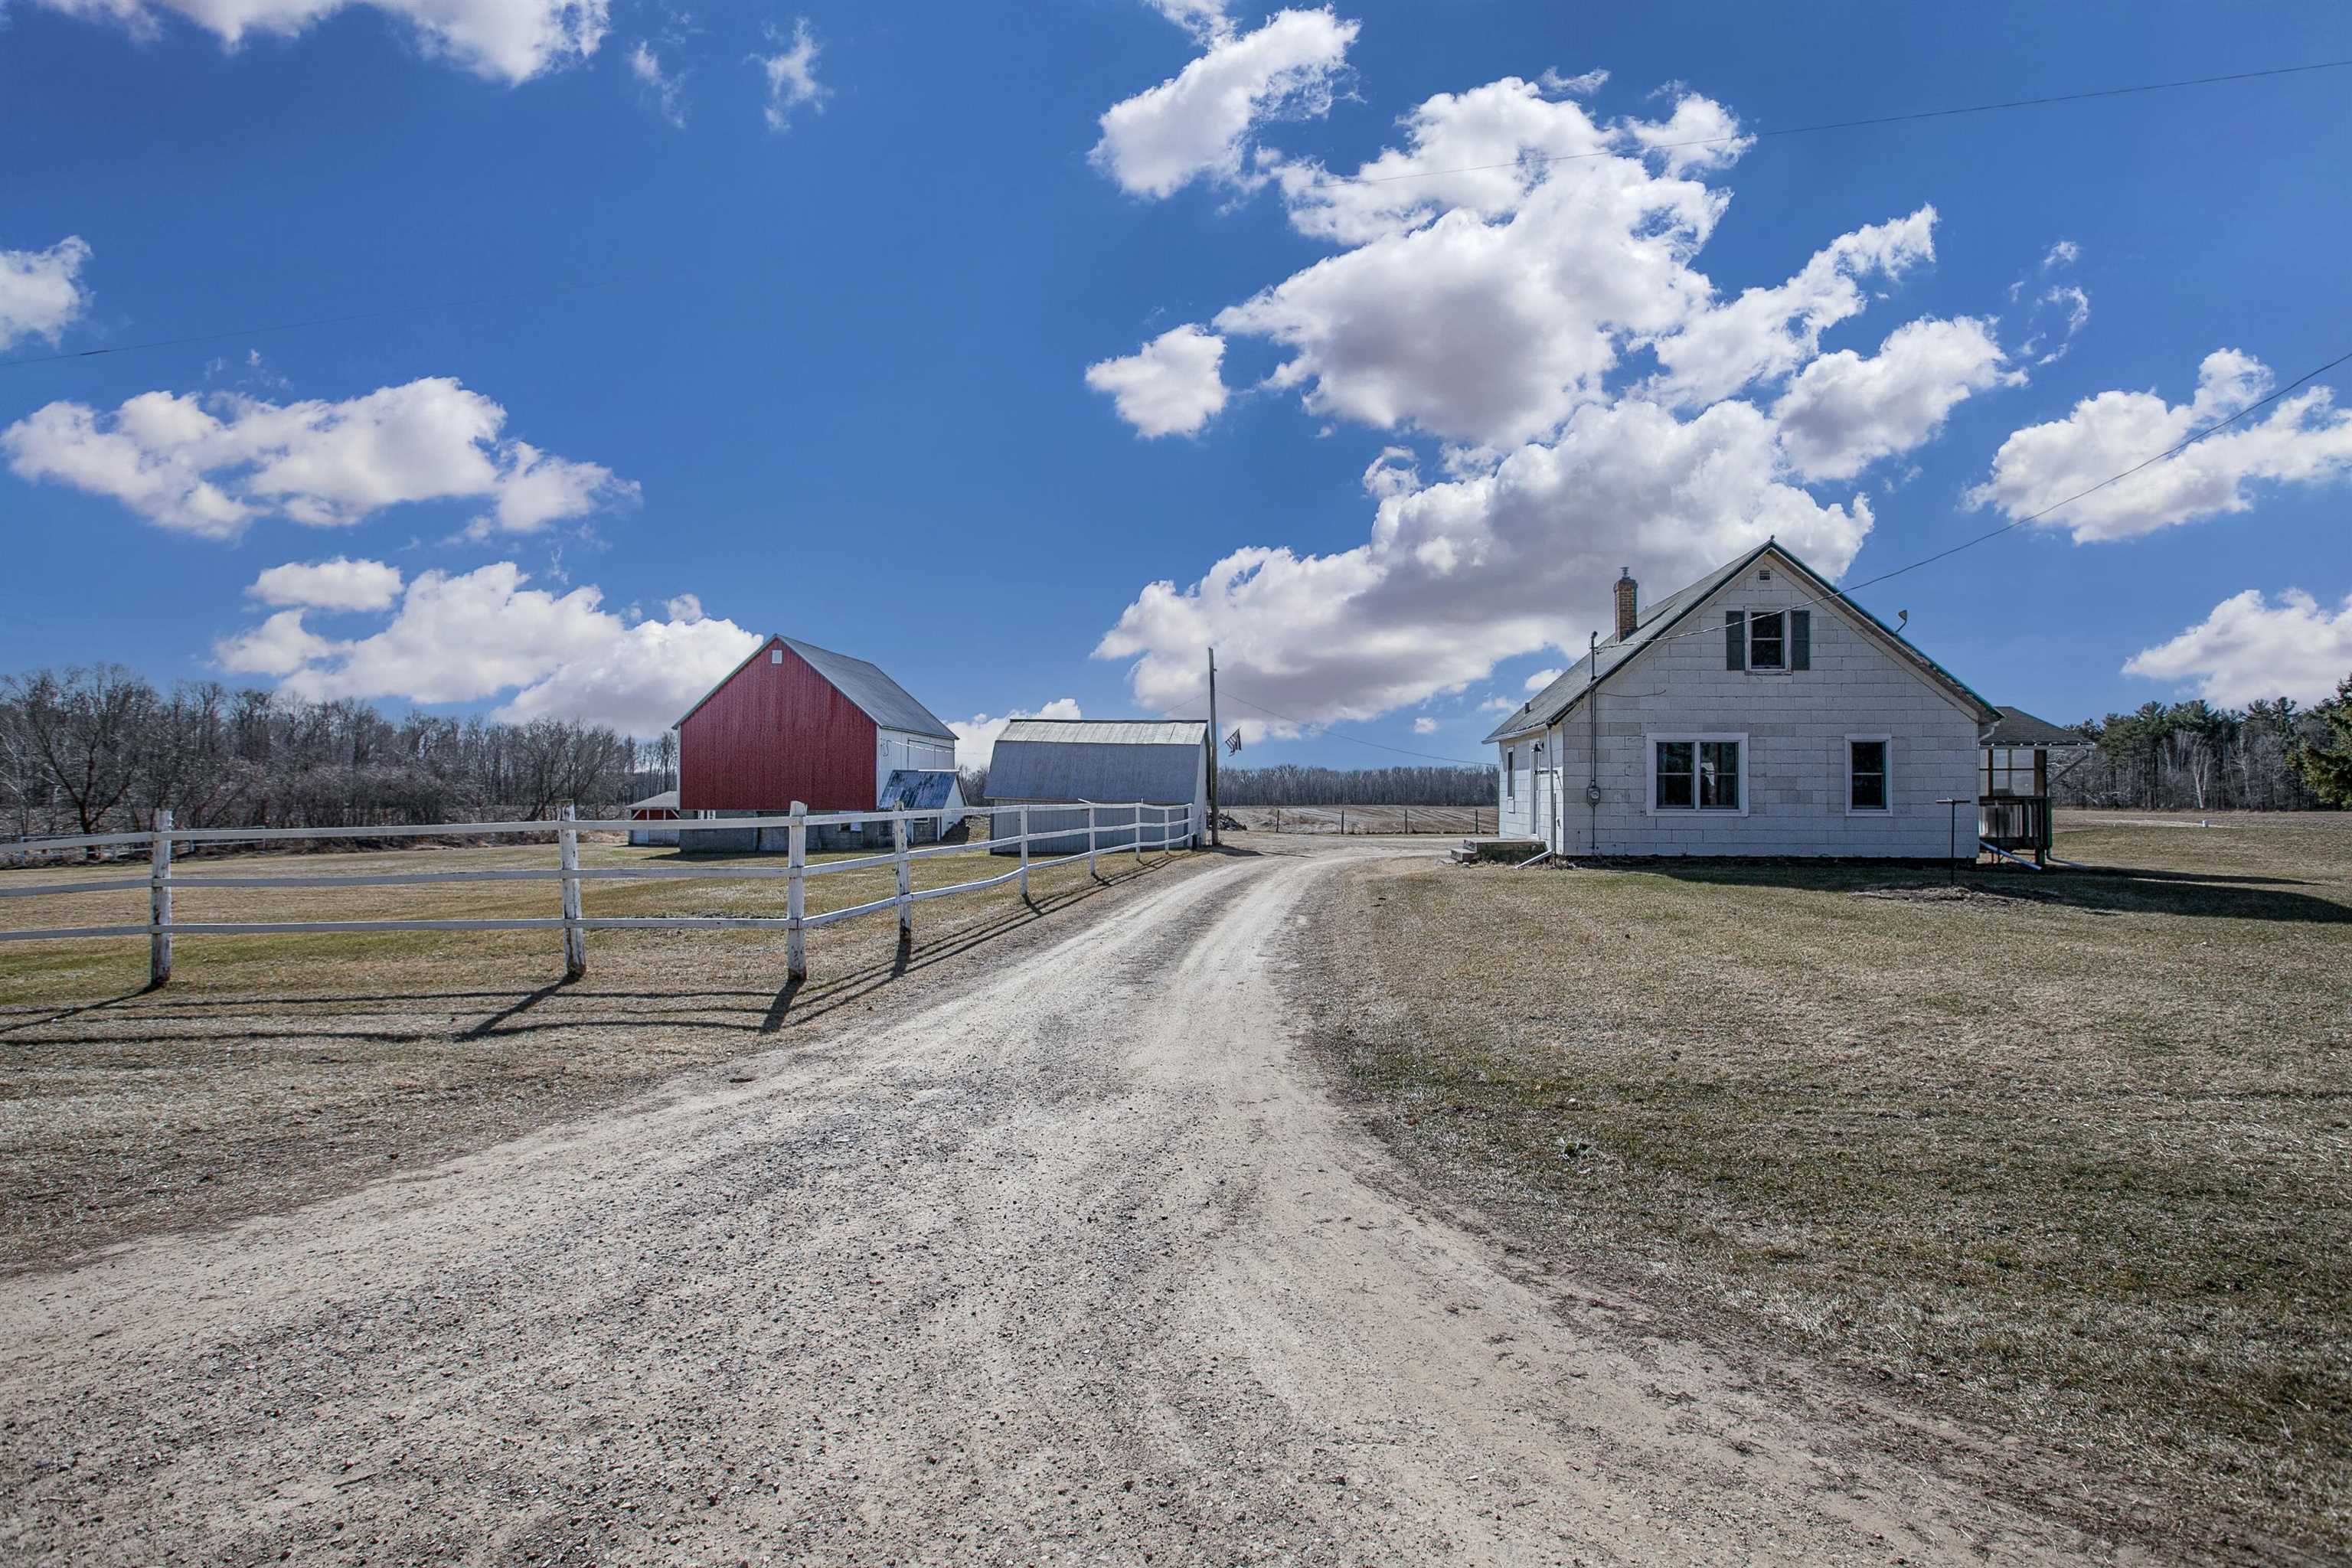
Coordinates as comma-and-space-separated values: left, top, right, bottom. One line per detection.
1207, 646, 1222, 848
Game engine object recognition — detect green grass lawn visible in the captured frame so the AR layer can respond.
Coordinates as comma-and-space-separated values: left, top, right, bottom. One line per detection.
1301, 811, 2350, 1562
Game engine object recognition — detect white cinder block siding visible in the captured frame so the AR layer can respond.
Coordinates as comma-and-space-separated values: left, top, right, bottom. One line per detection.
1498, 550, 1988, 858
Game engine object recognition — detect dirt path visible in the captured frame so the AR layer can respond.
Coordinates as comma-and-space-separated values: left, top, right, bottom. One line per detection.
0, 842, 2139, 1565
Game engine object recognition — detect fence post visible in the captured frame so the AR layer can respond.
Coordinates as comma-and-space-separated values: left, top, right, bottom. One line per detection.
1404, 806, 1410, 835
1087, 804, 1099, 880
893, 814, 913, 943
1132, 803, 1142, 863
786, 802, 807, 982
148, 808, 173, 988
1340, 807, 1347, 835
1018, 805, 1031, 900
558, 804, 586, 979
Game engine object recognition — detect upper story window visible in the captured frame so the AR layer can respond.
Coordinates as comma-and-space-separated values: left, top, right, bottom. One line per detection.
1725, 609, 1811, 671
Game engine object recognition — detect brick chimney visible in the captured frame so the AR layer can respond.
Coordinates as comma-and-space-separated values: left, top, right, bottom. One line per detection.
1613, 567, 1638, 642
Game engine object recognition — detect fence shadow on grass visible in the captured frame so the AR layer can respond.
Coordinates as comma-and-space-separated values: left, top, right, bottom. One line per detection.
0, 852, 1199, 1047
1603, 858, 2352, 926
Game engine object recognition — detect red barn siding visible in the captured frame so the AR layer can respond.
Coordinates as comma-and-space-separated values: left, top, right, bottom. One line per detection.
679, 639, 879, 811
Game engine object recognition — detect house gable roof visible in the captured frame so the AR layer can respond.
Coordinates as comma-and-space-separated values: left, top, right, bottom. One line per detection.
675, 635, 956, 740
1481, 541, 1999, 743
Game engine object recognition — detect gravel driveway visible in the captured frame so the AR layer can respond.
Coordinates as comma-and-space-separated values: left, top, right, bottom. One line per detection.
0, 841, 2132, 1565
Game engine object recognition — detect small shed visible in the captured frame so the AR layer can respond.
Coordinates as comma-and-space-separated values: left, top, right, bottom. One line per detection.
626, 789, 682, 847
985, 719, 1209, 854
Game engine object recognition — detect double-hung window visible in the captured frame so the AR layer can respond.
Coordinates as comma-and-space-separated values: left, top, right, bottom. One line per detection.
1505, 746, 1516, 798
1847, 737, 1890, 813
1651, 735, 1744, 812
1725, 609, 1811, 671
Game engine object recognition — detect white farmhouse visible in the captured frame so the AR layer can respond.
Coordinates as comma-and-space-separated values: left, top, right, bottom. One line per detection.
1484, 542, 2001, 858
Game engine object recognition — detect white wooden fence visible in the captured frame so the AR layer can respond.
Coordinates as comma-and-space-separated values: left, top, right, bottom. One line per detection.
0, 799, 1194, 988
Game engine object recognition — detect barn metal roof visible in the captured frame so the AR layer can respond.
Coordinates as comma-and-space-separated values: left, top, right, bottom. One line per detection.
987, 720, 1207, 804
779, 637, 956, 740
675, 635, 956, 739
1482, 542, 1998, 743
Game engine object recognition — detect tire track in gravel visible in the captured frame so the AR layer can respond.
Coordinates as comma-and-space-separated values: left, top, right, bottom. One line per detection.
0, 841, 2145, 1565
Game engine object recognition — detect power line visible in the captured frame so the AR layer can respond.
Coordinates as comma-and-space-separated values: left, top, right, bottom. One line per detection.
1357, 57, 2352, 185
1531, 341, 2352, 685
12, 61, 2343, 374
1175, 340, 2350, 758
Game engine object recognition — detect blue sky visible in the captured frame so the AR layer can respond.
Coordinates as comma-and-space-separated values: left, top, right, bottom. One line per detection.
2, 0, 2348, 769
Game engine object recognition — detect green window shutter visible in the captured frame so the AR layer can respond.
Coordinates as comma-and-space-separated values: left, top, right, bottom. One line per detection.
1725, 610, 1746, 671
1791, 609, 1811, 670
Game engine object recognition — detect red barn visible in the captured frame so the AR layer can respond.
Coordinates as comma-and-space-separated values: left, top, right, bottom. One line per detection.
677, 636, 959, 843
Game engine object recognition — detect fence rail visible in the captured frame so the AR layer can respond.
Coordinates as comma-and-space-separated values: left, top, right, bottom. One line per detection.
0, 799, 1197, 987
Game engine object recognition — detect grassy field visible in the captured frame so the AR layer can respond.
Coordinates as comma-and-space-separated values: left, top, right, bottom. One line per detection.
1225, 804, 1499, 835
0, 832, 1203, 1269
1298, 810, 2350, 1563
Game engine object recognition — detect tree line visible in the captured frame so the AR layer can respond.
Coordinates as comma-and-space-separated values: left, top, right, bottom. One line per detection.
2050, 682, 2352, 811
1214, 763, 1496, 807
8, 661, 2344, 842
1, 665, 676, 839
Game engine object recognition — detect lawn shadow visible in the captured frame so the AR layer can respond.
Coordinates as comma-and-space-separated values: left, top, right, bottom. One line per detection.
1, 849, 1207, 1048
1589, 858, 2352, 925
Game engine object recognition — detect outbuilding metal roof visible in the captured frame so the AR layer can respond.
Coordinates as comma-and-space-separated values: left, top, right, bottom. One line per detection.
998, 719, 1207, 746
987, 719, 1207, 805
1985, 707, 2082, 747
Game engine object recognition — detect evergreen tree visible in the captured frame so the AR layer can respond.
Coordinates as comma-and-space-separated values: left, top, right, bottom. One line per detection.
2292, 674, 2352, 806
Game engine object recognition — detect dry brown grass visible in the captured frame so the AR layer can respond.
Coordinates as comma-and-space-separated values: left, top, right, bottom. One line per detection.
1297, 809, 2351, 1563
1225, 805, 1498, 835
0, 835, 1205, 1271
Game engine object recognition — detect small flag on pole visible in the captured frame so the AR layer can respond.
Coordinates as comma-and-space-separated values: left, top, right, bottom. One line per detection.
1225, 728, 1243, 755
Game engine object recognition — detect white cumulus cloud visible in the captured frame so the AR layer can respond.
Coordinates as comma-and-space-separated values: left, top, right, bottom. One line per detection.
1969, 350, 2352, 541
32, 0, 609, 83
753, 17, 826, 131
1098, 397, 1872, 724
1521, 668, 1562, 691
1410, 716, 1438, 733
1644, 206, 1938, 410
1092, 7, 1357, 199
1086, 324, 1229, 438
1772, 316, 2014, 482
629, 39, 688, 127
2124, 588, 2352, 707
214, 561, 762, 735
0, 237, 93, 350
950, 698, 1083, 772
1089, 67, 2003, 730
247, 556, 404, 611
2, 376, 636, 541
